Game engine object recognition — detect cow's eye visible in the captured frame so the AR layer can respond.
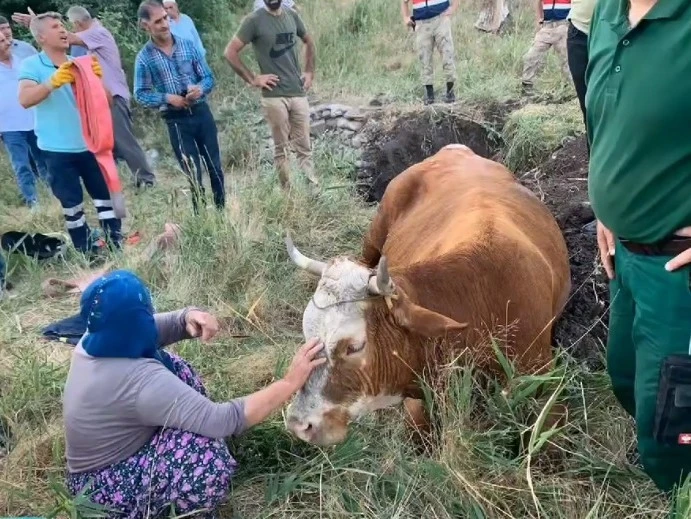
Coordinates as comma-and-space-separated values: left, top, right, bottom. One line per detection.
346, 341, 366, 356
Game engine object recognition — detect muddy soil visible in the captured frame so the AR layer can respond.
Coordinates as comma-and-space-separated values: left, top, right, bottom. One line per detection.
359, 111, 607, 369
358, 109, 502, 203
519, 135, 608, 369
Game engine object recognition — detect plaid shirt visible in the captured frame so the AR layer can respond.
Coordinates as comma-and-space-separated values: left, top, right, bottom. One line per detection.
133, 36, 215, 111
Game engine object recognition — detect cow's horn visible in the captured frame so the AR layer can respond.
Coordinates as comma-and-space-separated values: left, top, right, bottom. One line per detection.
285, 233, 327, 277
369, 256, 396, 296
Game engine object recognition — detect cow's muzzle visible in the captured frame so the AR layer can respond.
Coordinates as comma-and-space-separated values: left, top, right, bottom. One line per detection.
285, 407, 351, 446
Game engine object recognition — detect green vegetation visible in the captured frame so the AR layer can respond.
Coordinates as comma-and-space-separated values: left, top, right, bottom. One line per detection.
1, 0, 684, 517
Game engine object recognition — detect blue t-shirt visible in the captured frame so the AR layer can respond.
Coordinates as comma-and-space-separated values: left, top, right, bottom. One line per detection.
18, 52, 87, 153
169, 14, 206, 57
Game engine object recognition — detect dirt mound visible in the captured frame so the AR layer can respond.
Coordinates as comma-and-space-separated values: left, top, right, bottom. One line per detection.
357, 109, 502, 203
359, 114, 607, 368
520, 135, 607, 369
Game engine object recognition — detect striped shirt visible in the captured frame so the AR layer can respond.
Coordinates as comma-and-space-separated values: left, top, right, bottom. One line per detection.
543, 0, 572, 21
133, 36, 215, 111
412, 0, 450, 21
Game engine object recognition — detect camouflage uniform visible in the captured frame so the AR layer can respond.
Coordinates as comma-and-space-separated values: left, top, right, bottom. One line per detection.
522, 20, 571, 85
415, 15, 457, 85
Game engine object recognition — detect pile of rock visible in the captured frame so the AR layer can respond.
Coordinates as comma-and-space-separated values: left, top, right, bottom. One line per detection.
309, 103, 371, 149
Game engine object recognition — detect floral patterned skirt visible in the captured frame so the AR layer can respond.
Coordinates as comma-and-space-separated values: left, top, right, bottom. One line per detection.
67, 353, 238, 519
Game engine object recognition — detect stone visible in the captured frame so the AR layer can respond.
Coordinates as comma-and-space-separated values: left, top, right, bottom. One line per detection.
344, 108, 367, 121
345, 120, 364, 132
352, 134, 366, 148
336, 117, 350, 129
325, 118, 339, 129
310, 104, 327, 114
336, 117, 364, 132
320, 109, 332, 118
310, 120, 327, 136
328, 103, 351, 116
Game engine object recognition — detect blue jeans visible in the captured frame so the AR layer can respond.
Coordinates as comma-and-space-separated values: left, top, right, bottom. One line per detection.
42, 150, 122, 253
0, 130, 50, 206
164, 102, 225, 213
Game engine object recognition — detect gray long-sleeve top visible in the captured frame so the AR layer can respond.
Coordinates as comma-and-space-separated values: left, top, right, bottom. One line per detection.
63, 308, 247, 473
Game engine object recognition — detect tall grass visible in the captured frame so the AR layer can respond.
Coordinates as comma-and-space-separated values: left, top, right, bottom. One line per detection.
0, 0, 678, 517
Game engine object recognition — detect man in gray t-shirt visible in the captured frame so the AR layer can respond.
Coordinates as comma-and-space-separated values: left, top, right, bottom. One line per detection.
253, 0, 297, 11
225, 0, 318, 190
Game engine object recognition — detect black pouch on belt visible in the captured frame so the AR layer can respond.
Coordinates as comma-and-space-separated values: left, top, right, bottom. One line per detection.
654, 354, 691, 446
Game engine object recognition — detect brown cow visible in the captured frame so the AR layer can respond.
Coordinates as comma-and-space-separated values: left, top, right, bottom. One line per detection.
284, 144, 571, 446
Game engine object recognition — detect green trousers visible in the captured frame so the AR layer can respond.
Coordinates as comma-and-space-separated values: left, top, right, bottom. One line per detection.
608, 240, 691, 493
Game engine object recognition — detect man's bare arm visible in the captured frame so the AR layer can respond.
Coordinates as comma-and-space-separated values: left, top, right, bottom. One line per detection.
66, 32, 86, 47
224, 37, 256, 85
401, 0, 411, 23
18, 79, 53, 109
536, 0, 544, 22
302, 34, 315, 74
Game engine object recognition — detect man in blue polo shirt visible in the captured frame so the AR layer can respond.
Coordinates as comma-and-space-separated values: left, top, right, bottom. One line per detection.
17, 11, 122, 257
0, 28, 49, 209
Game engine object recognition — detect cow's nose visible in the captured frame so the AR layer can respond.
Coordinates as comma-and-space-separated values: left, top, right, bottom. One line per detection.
287, 416, 316, 440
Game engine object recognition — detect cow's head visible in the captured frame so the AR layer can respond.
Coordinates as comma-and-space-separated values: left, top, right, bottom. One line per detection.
284, 235, 468, 446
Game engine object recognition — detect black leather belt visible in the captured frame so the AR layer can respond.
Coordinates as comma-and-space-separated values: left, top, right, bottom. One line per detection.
620, 236, 691, 256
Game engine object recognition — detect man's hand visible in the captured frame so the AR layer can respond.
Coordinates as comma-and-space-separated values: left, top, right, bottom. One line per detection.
301, 72, 313, 91
11, 12, 33, 27
91, 56, 103, 78
252, 74, 280, 91
403, 17, 415, 28
665, 226, 691, 272
283, 338, 326, 392
166, 94, 189, 108
185, 85, 202, 101
597, 220, 616, 280
185, 310, 219, 342
50, 62, 76, 89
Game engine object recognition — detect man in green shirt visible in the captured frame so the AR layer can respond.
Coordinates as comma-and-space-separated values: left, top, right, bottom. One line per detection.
225, 0, 317, 190
586, 0, 691, 496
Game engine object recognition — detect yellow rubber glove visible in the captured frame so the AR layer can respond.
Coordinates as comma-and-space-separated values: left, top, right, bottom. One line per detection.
91, 56, 103, 78
50, 61, 75, 89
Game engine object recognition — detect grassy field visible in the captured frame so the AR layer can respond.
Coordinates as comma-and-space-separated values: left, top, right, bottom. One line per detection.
0, 0, 687, 517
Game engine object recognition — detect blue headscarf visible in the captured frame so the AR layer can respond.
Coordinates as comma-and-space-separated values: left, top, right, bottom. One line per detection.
79, 269, 176, 373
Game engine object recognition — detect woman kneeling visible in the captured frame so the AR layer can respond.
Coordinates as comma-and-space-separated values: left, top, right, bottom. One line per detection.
63, 269, 324, 518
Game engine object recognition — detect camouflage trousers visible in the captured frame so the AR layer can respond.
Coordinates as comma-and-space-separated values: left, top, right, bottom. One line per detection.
521, 20, 570, 85
415, 15, 457, 85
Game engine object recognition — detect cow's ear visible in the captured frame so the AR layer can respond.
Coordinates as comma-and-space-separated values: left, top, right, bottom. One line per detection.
392, 296, 468, 338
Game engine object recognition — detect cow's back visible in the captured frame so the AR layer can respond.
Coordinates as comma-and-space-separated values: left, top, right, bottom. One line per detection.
364, 145, 571, 373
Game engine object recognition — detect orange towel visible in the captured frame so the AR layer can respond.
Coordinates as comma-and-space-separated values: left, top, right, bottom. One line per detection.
71, 56, 127, 219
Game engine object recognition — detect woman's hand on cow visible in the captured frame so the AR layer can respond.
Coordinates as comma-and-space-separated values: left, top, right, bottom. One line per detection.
185, 310, 219, 342
597, 220, 616, 280
283, 338, 326, 392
